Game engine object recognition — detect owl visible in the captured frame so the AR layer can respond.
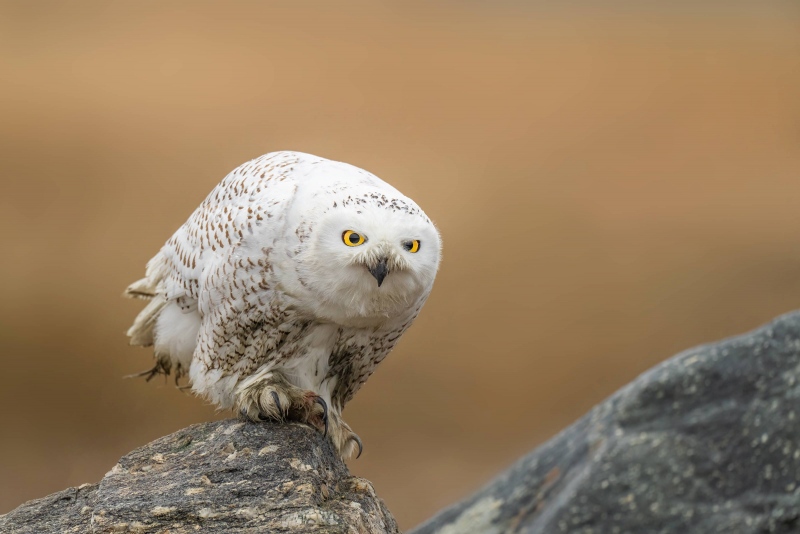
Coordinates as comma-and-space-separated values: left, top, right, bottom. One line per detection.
125, 151, 441, 457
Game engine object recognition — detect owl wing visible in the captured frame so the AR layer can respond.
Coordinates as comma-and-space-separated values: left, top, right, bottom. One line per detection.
126, 152, 304, 382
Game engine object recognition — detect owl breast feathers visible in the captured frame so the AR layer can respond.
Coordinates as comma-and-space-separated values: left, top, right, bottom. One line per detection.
125, 151, 441, 457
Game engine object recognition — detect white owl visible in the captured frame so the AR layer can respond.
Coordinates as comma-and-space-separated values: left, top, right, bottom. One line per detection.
125, 151, 441, 457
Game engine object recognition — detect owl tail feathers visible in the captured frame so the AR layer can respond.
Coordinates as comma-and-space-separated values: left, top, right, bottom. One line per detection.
124, 276, 158, 299
123, 273, 163, 347
124, 252, 170, 347
126, 295, 167, 347
123, 252, 167, 300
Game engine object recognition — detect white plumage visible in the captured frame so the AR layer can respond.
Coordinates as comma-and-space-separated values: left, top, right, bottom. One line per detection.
125, 151, 441, 457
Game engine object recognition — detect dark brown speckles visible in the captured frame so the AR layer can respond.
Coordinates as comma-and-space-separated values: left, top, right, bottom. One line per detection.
134, 151, 429, 425
328, 191, 429, 223
295, 222, 311, 243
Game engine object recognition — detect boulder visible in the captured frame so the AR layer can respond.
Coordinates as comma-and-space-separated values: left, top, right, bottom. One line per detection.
6, 311, 800, 533
0, 420, 397, 533
411, 311, 800, 533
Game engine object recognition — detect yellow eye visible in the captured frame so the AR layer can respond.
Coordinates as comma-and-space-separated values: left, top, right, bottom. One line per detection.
342, 230, 366, 247
402, 240, 420, 253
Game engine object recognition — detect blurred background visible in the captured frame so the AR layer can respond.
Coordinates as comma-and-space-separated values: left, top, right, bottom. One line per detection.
1, 0, 799, 529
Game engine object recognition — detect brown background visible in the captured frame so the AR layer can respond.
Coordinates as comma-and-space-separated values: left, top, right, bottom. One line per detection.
1, 1, 799, 530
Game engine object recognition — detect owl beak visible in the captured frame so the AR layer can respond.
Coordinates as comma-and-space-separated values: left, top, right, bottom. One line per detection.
368, 258, 390, 287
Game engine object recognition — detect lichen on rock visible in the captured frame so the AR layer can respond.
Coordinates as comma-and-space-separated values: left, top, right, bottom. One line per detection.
0, 420, 398, 533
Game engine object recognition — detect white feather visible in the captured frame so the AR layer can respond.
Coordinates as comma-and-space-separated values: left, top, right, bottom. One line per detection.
126, 151, 441, 450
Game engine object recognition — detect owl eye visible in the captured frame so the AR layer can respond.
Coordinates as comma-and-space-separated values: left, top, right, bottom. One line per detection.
402, 240, 420, 253
342, 230, 366, 247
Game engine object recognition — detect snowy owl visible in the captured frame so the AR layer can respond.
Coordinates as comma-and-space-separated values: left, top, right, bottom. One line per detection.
125, 151, 441, 458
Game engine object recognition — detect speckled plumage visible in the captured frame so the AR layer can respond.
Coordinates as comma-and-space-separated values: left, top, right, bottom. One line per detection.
125, 151, 441, 456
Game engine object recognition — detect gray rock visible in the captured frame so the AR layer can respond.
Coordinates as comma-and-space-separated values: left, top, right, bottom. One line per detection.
411, 311, 800, 534
0, 420, 398, 534
7, 311, 800, 534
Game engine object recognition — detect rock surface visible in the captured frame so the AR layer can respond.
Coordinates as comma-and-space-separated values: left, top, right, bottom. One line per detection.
411, 311, 800, 534
0, 420, 397, 534
6, 312, 800, 534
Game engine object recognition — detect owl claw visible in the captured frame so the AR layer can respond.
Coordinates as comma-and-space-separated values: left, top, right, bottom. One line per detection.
123, 361, 168, 382
314, 397, 329, 437
349, 433, 363, 459
270, 391, 282, 416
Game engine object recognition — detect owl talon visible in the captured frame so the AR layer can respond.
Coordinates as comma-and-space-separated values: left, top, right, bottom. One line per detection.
123, 361, 168, 382
314, 397, 329, 437
271, 391, 283, 416
349, 433, 363, 459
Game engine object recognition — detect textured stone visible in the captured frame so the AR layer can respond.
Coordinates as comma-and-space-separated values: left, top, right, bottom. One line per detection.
0, 420, 397, 533
412, 311, 800, 534
8, 311, 800, 533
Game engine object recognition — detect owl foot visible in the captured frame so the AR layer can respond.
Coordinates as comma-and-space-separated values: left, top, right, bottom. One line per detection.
123, 359, 171, 382
235, 372, 328, 434
327, 416, 363, 459
235, 371, 361, 458
292, 391, 329, 437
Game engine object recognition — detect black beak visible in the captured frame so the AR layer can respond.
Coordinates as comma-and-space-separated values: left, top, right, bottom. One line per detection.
368, 258, 390, 287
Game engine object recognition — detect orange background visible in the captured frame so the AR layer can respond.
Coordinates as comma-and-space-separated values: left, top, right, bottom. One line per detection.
1, 2, 799, 530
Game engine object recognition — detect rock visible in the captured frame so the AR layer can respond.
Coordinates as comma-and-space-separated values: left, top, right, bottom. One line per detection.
7, 312, 800, 534
0, 420, 398, 534
411, 311, 800, 534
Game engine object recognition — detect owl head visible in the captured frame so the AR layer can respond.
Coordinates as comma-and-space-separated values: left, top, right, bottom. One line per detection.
289, 188, 441, 327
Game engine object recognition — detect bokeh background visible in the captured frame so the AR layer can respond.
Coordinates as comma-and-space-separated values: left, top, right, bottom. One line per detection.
1, 1, 799, 529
